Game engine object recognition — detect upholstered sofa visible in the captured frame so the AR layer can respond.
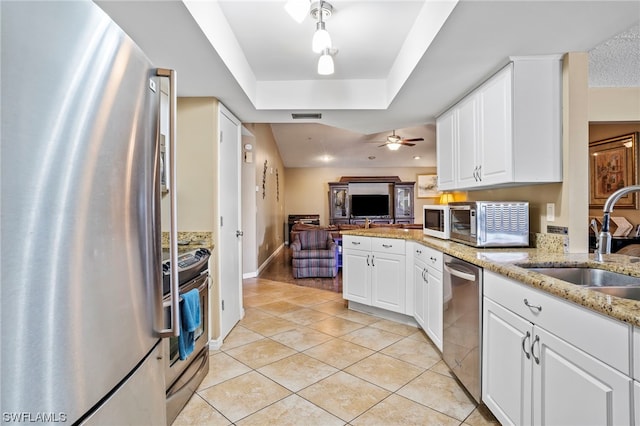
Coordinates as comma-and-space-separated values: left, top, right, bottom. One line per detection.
291, 230, 339, 278
289, 222, 421, 245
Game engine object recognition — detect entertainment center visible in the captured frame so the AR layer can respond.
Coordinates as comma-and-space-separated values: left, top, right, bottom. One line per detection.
328, 176, 415, 225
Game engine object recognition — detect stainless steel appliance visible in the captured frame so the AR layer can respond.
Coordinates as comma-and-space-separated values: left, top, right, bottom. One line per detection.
423, 205, 451, 239
442, 255, 483, 403
163, 249, 211, 425
449, 201, 529, 247
2, 2, 179, 424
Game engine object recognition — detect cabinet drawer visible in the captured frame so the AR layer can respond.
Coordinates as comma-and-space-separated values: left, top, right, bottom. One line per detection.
484, 270, 631, 374
371, 237, 405, 255
412, 243, 442, 271
343, 235, 371, 251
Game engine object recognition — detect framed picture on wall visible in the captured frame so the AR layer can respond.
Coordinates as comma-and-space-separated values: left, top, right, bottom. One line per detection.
417, 174, 439, 198
589, 132, 639, 209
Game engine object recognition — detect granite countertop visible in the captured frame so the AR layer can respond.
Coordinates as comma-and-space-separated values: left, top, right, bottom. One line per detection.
162, 231, 214, 253
340, 228, 640, 327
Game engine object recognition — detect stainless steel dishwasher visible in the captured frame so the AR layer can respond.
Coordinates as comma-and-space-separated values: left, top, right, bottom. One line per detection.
442, 254, 483, 403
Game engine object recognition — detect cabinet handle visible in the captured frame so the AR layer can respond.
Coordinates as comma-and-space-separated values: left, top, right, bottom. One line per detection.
521, 331, 531, 359
429, 256, 437, 262
416, 249, 422, 255
523, 298, 542, 312
366, 254, 370, 266
351, 241, 361, 245
382, 244, 392, 248
477, 165, 482, 181
531, 334, 541, 365
371, 255, 375, 267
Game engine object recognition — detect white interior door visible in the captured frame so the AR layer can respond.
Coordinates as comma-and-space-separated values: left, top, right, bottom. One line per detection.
218, 103, 242, 340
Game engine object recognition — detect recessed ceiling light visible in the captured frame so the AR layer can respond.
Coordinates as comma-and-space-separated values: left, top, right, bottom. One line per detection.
413, 156, 421, 160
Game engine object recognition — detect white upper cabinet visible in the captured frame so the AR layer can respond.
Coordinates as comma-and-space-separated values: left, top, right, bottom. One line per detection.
437, 56, 562, 191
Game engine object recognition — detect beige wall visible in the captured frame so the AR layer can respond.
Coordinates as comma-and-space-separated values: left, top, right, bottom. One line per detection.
243, 123, 286, 267
173, 97, 219, 337
589, 87, 640, 122
284, 166, 437, 226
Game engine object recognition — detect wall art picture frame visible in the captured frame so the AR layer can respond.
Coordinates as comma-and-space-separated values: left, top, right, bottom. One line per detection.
589, 132, 639, 209
417, 174, 439, 198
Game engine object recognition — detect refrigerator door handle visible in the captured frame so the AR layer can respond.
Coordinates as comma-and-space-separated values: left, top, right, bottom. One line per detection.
156, 68, 180, 338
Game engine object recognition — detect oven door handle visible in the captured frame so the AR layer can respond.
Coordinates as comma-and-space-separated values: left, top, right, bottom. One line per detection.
156, 68, 180, 338
444, 262, 477, 281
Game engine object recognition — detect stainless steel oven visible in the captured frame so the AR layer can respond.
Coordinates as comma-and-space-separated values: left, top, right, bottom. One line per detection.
162, 248, 211, 425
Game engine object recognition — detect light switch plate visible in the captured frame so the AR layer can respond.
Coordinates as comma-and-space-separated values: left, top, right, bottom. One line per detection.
546, 203, 555, 222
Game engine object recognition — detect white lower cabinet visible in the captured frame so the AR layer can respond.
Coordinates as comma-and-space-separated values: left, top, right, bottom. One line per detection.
343, 235, 405, 314
483, 272, 632, 426
635, 381, 640, 426
411, 242, 443, 351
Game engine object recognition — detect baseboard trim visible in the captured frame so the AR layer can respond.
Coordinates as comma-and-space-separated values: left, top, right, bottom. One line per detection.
243, 271, 258, 279
347, 301, 419, 328
208, 338, 223, 351
257, 243, 285, 275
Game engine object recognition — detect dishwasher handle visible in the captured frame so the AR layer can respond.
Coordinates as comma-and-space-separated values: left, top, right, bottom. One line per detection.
444, 262, 477, 281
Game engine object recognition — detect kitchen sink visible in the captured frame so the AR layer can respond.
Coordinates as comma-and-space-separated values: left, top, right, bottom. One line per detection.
524, 267, 640, 301
525, 267, 640, 287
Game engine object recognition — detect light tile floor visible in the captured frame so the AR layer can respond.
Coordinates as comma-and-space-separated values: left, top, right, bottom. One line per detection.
173, 277, 500, 425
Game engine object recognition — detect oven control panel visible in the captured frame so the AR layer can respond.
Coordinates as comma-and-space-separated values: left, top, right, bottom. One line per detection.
162, 248, 210, 295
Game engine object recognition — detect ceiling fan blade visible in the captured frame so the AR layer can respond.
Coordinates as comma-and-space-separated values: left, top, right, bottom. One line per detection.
401, 142, 416, 147
378, 143, 388, 147
402, 138, 424, 142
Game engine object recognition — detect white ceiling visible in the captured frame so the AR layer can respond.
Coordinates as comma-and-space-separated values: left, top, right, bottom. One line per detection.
96, 1, 640, 168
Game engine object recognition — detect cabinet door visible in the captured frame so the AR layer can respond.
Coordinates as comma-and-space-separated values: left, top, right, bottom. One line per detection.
456, 95, 480, 188
394, 184, 414, 221
532, 326, 632, 426
425, 268, 443, 351
436, 108, 457, 190
413, 260, 427, 329
343, 249, 371, 305
371, 252, 406, 313
482, 297, 533, 426
634, 381, 640, 426
478, 66, 513, 186
329, 185, 349, 221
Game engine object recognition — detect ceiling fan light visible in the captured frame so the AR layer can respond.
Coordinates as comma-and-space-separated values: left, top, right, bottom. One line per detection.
318, 51, 334, 75
285, 0, 309, 23
312, 22, 331, 53
387, 142, 401, 151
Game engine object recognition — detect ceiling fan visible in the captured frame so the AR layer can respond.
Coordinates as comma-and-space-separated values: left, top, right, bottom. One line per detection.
374, 130, 424, 150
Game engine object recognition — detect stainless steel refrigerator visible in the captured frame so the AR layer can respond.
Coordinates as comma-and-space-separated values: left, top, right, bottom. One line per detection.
1, 1, 179, 424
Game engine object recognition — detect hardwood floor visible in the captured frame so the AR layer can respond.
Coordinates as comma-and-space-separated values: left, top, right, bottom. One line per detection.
258, 246, 342, 293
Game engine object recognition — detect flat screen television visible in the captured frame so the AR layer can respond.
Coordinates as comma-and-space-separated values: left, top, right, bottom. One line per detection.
351, 194, 390, 217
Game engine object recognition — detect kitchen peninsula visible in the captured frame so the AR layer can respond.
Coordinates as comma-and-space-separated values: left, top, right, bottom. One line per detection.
340, 227, 640, 326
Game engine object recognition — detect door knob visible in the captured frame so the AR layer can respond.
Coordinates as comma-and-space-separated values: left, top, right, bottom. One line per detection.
236, 230, 244, 237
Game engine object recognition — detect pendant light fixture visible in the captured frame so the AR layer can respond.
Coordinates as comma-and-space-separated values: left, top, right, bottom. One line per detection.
317, 48, 334, 75
311, 1, 332, 53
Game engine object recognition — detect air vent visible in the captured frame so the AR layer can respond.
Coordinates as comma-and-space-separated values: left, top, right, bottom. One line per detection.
291, 113, 322, 119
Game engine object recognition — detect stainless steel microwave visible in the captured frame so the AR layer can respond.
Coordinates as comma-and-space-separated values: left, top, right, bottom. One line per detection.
423, 205, 450, 239
448, 201, 529, 247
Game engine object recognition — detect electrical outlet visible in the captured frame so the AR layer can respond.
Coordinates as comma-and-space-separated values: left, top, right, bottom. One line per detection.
546, 203, 555, 222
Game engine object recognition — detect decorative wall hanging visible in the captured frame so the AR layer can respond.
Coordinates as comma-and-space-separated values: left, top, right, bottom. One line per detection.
589, 132, 639, 209
276, 168, 280, 202
262, 160, 268, 199
417, 174, 439, 198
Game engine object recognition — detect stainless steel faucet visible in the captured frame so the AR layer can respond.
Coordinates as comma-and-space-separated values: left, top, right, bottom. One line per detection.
597, 185, 640, 259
